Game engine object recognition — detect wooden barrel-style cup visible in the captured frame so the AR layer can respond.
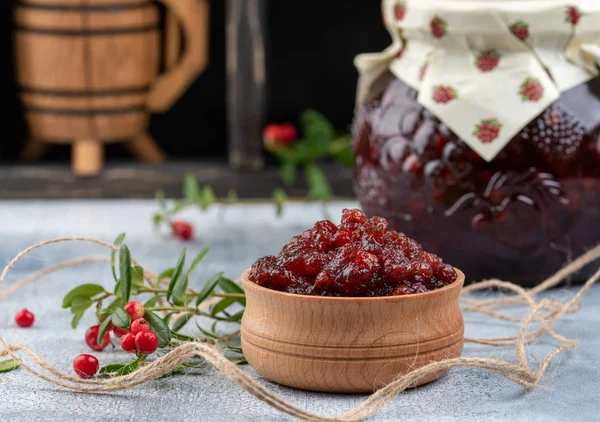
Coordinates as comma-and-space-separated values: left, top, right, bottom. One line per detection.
13, 0, 208, 175
241, 268, 465, 393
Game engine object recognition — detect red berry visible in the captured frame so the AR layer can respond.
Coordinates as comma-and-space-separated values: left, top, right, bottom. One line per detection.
85, 325, 110, 351
120, 332, 137, 353
394, 2, 405, 20
135, 331, 159, 354
113, 326, 128, 339
123, 301, 145, 321
263, 123, 298, 147
15, 309, 35, 328
130, 318, 151, 335
73, 354, 99, 378
171, 220, 194, 241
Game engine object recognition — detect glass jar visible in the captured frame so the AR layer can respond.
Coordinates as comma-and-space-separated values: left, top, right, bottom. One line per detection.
353, 1, 600, 285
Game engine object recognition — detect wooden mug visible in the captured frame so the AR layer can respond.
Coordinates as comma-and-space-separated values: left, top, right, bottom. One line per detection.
241, 268, 465, 393
13, 0, 209, 175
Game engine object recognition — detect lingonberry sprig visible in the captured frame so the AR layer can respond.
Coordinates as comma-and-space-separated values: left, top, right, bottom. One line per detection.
59, 233, 247, 378
152, 110, 352, 239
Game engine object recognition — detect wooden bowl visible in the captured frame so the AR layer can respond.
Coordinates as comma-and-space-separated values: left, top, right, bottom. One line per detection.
240, 268, 465, 393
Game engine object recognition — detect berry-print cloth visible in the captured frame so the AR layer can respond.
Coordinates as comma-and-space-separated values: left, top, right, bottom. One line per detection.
355, 0, 600, 161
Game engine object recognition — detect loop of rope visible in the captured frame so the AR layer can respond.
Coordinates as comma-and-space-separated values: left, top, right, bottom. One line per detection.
0, 237, 597, 421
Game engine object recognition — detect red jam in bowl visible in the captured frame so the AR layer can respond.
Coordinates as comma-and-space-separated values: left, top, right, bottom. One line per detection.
353, 72, 600, 286
249, 208, 458, 297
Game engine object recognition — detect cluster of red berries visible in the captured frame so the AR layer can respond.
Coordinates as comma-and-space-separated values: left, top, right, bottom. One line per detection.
474, 119, 502, 144
509, 21, 529, 41
519, 78, 543, 102
75, 302, 158, 378
171, 220, 194, 241
430, 16, 447, 39
262, 123, 298, 148
250, 209, 457, 297
432, 85, 456, 104
566, 7, 581, 25
476, 50, 500, 72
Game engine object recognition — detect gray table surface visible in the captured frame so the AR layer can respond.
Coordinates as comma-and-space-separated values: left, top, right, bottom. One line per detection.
0, 200, 598, 422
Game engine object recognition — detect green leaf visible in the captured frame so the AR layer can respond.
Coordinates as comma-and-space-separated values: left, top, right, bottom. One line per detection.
197, 323, 219, 339
300, 109, 336, 155
71, 313, 84, 329
305, 163, 333, 201
119, 245, 132, 302
171, 313, 194, 332
218, 277, 244, 294
163, 312, 175, 326
152, 213, 163, 230
155, 189, 166, 209
0, 359, 19, 373
131, 266, 145, 294
201, 185, 216, 210
167, 249, 187, 301
62, 284, 105, 308
227, 189, 239, 203
144, 311, 172, 347
188, 248, 210, 278
271, 188, 287, 216
115, 359, 139, 376
280, 161, 297, 186
331, 135, 354, 168
211, 297, 237, 315
111, 307, 131, 329
111, 233, 126, 282
71, 296, 93, 315
195, 272, 224, 306
99, 363, 125, 375
144, 295, 159, 308
171, 273, 189, 306
97, 315, 113, 345
183, 173, 201, 202
171, 331, 195, 341
228, 310, 245, 322
156, 268, 174, 283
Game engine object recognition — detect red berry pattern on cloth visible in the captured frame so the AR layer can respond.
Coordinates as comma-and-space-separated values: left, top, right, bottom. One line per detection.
509, 20, 529, 41
519, 77, 544, 102
476, 50, 501, 72
395, 1, 406, 21
432, 85, 457, 104
473, 119, 502, 144
430, 16, 447, 39
566, 7, 581, 25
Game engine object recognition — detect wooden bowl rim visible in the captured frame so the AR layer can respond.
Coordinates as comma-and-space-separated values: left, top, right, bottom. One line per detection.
241, 267, 464, 302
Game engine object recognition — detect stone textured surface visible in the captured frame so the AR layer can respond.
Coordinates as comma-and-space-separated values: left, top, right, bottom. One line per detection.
0, 200, 598, 421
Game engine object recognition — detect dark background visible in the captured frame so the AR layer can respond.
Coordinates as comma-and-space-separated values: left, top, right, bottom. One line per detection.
0, 0, 389, 162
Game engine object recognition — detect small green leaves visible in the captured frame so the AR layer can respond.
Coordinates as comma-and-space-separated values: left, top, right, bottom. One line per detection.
100, 360, 139, 376
0, 359, 19, 373
280, 161, 297, 186
201, 186, 216, 211
171, 313, 194, 332
272, 188, 287, 216
71, 297, 93, 315
196, 272, 224, 306
305, 163, 333, 201
97, 314, 113, 345
144, 311, 172, 347
167, 249, 187, 302
62, 284, 105, 308
99, 363, 126, 375
171, 272, 189, 307
301, 109, 336, 154
111, 233, 126, 282
119, 245, 132, 302
115, 359, 140, 376
111, 308, 131, 329
184, 173, 202, 202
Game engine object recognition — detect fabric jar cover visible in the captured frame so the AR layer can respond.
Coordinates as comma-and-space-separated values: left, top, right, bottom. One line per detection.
355, 0, 600, 161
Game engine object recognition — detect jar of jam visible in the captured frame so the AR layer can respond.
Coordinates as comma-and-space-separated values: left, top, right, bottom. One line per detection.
353, 0, 600, 285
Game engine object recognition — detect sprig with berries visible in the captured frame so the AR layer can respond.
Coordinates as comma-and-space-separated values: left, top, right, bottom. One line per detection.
57, 233, 246, 378
152, 109, 353, 241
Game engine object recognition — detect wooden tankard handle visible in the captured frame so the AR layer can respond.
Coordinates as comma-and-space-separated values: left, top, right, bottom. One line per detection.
148, 0, 209, 112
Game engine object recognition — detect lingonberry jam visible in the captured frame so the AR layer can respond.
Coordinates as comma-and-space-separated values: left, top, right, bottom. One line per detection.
354, 72, 600, 286
249, 209, 457, 296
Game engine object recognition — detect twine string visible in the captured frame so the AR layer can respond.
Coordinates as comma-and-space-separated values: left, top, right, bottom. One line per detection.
0, 237, 597, 422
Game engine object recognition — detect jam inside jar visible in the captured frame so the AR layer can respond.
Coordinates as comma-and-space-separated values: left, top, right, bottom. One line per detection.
353, 71, 600, 286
